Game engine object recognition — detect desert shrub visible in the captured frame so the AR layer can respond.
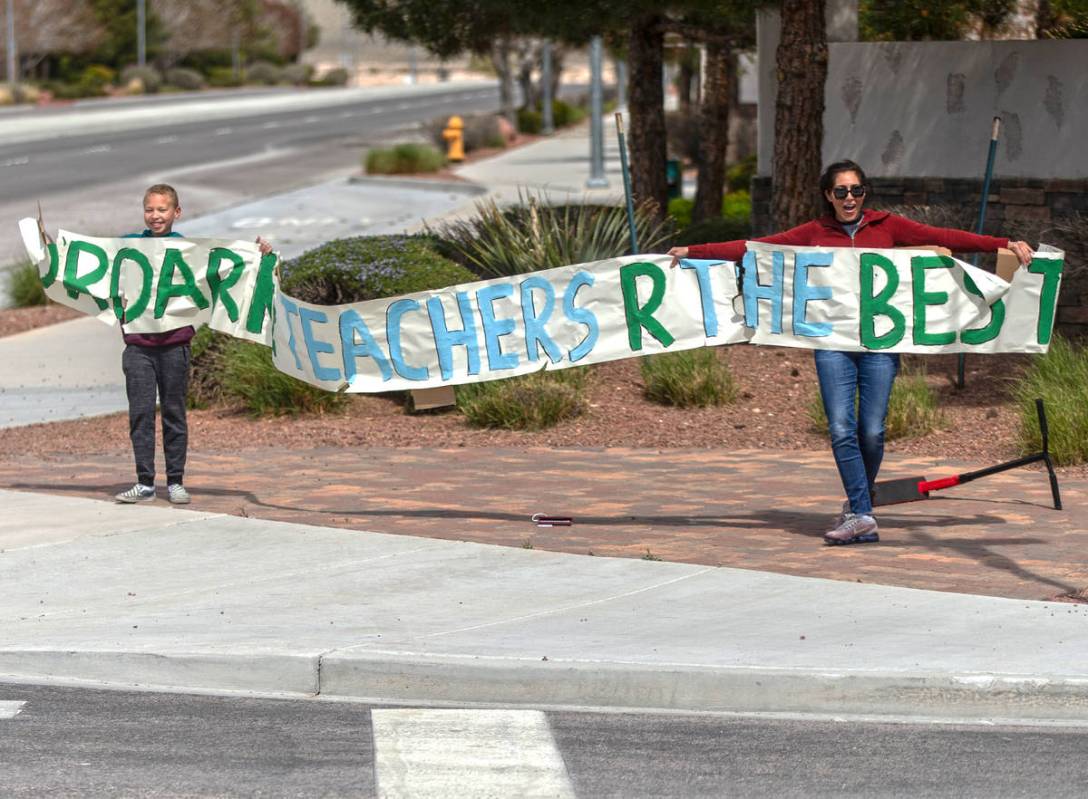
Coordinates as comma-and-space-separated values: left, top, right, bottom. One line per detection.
246, 61, 283, 85
1013, 336, 1088, 465
1, 83, 41, 105
314, 67, 349, 86
434, 193, 675, 279
120, 65, 162, 93
641, 348, 737, 408
5, 261, 48, 307
517, 106, 543, 135
165, 67, 206, 91
667, 191, 751, 237
279, 235, 476, 305
808, 362, 944, 440
668, 197, 694, 228
281, 63, 314, 85
220, 338, 347, 417
187, 326, 231, 408
364, 143, 445, 175
456, 369, 588, 430
725, 155, 757, 193
722, 190, 751, 221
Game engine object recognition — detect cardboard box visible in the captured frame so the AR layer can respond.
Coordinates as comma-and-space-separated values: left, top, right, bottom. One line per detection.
410, 386, 456, 411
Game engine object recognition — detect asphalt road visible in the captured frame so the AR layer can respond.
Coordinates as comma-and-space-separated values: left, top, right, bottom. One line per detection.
2, 682, 1087, 798
0, 84, 501, 202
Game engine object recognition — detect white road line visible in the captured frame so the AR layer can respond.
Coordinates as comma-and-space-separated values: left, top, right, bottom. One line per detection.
215, 127, 233, 135
1, 156, 29, 167
396, 102, 414, 110
369, 105, 388, 113
372, 709, 575, 798
82, 144, 111, 154
0, 701, 27, 719
262, 121, 281, 129
339, 111, 355, 118
157, 135, 178, 144
303, 115, 321, 124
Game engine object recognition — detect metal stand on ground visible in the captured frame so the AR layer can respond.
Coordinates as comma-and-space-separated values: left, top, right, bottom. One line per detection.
614, 113, 639, 255
957, 116, 1002, 389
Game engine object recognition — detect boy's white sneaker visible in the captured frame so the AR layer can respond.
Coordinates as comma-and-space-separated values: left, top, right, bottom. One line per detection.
116, 484, 155, 503
167, 484, 191, 504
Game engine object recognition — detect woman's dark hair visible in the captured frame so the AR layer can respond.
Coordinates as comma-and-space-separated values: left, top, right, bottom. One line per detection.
819, 159, 868, 217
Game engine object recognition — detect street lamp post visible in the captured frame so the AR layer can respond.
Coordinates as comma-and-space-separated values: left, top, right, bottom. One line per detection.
586, 36, 609, 188
137, 0, 146, 67
541, 42, 554, 135
5, 0, 16, 88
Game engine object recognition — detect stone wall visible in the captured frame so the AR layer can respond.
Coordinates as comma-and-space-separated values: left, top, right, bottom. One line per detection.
750, 176, 1088, 336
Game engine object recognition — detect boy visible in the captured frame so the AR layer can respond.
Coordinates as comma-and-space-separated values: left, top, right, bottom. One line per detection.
115, 184, 271, 504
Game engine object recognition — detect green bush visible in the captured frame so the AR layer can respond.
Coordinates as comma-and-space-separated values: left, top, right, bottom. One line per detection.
456, 369, 587, 430
551, 99, 585, 128
279, 235, 477, 305
220, 338, 347, 417
1014, 336, 1088, 465
187, 326, 232, 408
165, 67, 206, 91
671, 217, 752, 247
5, 261, 48, 307
120, 65, 162, 93
71, 64, 115, 97
726, 155, 757, 193
246, 61, 283, 85
668, 197, 693, 228
364, 142, 445, 175
206, 67, 243, 87
640, 348, 737, 408
667, 191, 750, 235
808, 363, 944, 440
517, 106, 543, 135
722, 190, 751, 221
434, 193, 675, 279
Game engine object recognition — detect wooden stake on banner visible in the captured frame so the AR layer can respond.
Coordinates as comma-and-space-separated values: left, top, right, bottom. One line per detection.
615, 112, 639, 255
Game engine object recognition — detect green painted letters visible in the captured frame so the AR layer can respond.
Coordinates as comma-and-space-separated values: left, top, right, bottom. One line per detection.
154, 248, 210, 318
62, 240, 109, 310
1028, 257, 1063, 345
960, 273, 1005, 345
859, 253, 904, 349
245, 252, 278, 335
620, 262, 674, 351
911, 255, 956, 346
110, 248, 154, 321
206, 248, 247, 323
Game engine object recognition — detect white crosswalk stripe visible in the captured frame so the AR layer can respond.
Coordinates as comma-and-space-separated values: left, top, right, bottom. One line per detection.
0, 700, 26, 719
372, 708, 575, 798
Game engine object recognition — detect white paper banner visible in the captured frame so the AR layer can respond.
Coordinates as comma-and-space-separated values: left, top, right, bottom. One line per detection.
20, 219, 1064, 394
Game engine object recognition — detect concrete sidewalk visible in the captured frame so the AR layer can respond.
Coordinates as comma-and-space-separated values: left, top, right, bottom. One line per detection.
2, 487, 1086, 721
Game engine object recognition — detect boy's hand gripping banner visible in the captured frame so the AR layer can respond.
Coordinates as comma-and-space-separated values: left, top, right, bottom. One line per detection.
20, 218, 1064, 394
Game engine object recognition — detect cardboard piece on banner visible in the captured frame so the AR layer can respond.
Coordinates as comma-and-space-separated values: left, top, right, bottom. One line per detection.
410, 386, 456, 411
996, 248, 1019, 282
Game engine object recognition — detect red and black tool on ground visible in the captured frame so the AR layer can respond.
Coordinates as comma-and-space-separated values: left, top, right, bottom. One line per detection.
872, 398, 1062, 510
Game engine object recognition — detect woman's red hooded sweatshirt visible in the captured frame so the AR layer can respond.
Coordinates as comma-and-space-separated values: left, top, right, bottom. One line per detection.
685, 210, 1009, 263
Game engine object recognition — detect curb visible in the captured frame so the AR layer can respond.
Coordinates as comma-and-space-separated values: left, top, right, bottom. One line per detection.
5, 649, 1088, 722
347, 175, 487, 196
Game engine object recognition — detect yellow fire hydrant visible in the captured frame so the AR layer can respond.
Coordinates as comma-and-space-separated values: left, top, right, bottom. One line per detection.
442, 115, 465, 162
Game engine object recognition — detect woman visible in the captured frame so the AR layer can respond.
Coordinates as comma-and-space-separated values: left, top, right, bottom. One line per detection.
667, 160, 1034, 546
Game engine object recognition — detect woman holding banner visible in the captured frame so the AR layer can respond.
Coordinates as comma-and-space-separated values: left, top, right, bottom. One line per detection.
667, 160, 1035, 545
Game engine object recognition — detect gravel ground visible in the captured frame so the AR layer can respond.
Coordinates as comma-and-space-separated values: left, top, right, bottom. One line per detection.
3, 307, 1080, 479
0, 304, 81, 338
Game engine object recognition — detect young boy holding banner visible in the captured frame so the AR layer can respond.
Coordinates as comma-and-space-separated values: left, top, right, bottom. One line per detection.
115, 184, 271, 505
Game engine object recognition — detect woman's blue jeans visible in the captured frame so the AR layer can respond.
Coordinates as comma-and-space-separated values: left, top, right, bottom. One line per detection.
813, 350, 900, 516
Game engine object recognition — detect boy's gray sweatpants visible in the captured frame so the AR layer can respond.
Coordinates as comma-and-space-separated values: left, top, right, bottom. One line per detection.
122, 343, 190, 487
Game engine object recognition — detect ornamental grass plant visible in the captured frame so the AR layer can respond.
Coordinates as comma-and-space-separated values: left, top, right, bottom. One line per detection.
808, 362, 944, 441
364, 143, 445, 175
456, 368, 588, 430
1013, 336, 1088, 465
5, 261, 48, 307
640, 348, 738, 408
435, 193, 675, 279
220, 339, 347, 417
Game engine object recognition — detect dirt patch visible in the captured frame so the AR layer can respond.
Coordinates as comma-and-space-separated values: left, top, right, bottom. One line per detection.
0, 304, 81, 339
2, 342, 1081, 482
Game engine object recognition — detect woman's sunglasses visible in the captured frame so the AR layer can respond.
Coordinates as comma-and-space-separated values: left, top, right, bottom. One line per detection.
832, 185, 867, 199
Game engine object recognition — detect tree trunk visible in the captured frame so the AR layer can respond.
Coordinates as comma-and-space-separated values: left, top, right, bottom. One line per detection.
771, 0, 827, 230
628, 14, 668, 221
490, 37, 517, 124
693, 41, 731, 224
